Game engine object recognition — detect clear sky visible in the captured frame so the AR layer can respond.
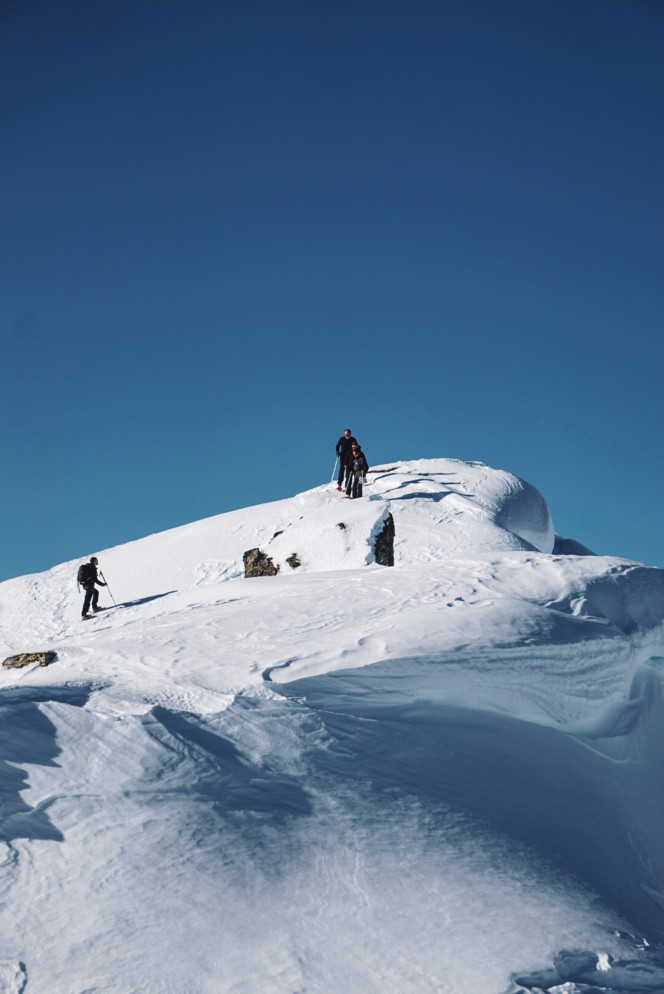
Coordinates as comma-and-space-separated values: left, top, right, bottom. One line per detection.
2, 0, 663, 583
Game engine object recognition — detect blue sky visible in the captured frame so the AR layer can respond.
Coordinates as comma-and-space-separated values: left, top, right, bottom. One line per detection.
2, 0, 663, 583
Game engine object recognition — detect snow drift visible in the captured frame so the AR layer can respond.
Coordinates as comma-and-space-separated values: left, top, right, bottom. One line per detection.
1, 458, 664, 994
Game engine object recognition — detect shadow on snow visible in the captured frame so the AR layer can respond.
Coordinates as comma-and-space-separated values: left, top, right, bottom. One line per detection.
0, 685, 92, 842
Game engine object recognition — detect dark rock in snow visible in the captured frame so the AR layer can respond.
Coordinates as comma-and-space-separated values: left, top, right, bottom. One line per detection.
285, 554, 301, 569
243, 549, 279, 578
2, 651, 57, 669
374, 513, 395, 567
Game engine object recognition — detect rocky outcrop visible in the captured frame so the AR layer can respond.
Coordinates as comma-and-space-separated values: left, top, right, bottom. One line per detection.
243, 549, 279, 578
244, 510, 395, 576
3, 651, 57, 669
241, 494, 395, 576
374, 513, 395, 566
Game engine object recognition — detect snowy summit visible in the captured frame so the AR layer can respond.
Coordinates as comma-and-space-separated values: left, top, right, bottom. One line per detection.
1, 458, 664, 994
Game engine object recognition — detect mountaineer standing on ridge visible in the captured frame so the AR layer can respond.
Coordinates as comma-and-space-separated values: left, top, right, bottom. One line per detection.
335, 428, 357, 490
344, 442, 369, 499
78, 556, 107, 619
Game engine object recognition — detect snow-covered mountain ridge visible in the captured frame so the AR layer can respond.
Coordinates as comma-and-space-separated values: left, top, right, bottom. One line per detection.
2, 459, 662, 692
1, 458, 664, 993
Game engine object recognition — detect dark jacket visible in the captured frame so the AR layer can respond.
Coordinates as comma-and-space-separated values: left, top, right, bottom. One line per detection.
82, 562, 105, 589
336, 435, 357, 458
344, 448, 369, 476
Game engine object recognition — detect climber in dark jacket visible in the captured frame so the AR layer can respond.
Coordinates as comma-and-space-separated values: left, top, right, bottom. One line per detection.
344, 443, 369, 499
80, 557, 107, 618
335, 429, 357, 490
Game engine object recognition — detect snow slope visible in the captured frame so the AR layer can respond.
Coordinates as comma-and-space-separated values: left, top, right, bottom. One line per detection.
1, 458, 664, 994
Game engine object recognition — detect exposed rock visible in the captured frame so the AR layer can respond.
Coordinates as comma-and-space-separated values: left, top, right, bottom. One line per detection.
374, 513, 395, 567
242, 497, 394, 576
3, 651, 57, 669
243, 548, 279, 578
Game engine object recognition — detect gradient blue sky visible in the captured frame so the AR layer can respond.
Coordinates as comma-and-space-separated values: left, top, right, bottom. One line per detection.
2, 0, 663, 583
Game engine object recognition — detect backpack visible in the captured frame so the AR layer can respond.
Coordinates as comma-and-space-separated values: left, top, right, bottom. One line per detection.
77, 562, 94, 586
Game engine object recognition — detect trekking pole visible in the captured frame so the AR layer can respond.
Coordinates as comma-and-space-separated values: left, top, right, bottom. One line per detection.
330, 457, 338, 484
98, 570, 117, 606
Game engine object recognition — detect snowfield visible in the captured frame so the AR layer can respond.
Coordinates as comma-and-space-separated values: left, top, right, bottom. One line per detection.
1, 458, 664, 994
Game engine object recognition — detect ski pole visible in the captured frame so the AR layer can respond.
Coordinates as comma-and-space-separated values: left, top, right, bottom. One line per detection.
98, 570, 117, 606
330, 457, 338, 483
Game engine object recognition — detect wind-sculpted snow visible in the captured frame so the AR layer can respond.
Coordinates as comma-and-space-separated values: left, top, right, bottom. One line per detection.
271, 653, 664, 940
1, 458, 664, 992
514, 948, 664, 993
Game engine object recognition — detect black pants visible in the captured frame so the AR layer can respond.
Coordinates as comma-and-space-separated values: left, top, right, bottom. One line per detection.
82, 584, 99, 615
337, 457, 347, 487
346, 471, 363, 499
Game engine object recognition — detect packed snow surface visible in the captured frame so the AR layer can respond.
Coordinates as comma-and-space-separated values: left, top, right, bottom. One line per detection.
2, 458, 664, 994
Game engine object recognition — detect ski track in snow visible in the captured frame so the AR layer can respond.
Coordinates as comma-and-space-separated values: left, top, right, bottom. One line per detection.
1, 458, 664, 993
